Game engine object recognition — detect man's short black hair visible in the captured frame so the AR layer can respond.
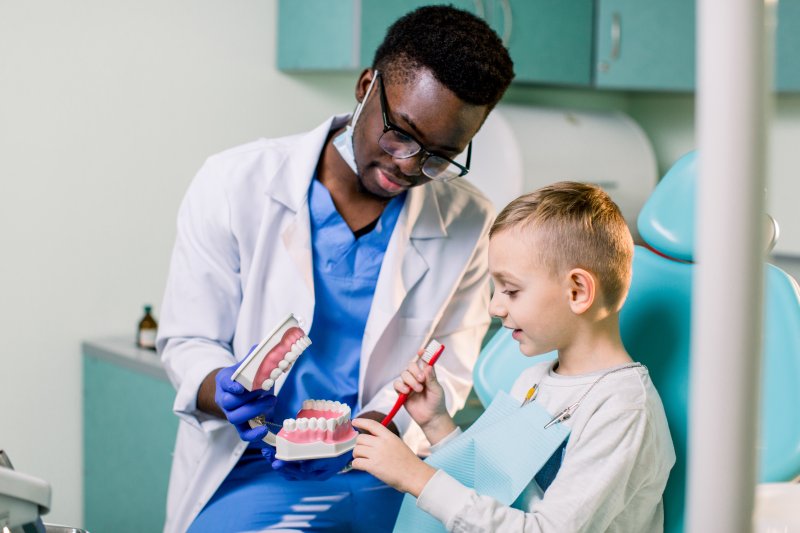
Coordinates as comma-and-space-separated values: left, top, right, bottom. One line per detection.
372, 5, 514, 109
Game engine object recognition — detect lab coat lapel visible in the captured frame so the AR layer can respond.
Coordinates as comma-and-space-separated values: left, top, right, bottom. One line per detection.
361, 185, 447, 375
267, 115, 349, 301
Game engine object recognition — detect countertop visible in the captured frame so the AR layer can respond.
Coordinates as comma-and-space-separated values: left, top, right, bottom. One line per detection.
82, 336, 168, 382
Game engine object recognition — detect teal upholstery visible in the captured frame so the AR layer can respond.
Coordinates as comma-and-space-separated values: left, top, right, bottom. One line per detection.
472, 151, 800, 532
637, 152, 697, 261
760, 265, 800, 481
619, 246, 693, 531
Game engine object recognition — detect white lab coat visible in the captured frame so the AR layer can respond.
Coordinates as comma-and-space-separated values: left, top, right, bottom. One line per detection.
157, 115, 494, 533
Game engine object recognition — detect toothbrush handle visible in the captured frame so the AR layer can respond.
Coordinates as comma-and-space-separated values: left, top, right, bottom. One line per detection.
381, 393, 409, 427
380, 344, 445, 427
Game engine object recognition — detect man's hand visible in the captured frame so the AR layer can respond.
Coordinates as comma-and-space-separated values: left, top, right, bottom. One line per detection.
214, 359, 277, 446
262, 446, 353, 481
351, 418, 436, 497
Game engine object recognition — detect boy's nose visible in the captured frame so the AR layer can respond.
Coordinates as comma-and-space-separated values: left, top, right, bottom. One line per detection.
488, 293, 506, 318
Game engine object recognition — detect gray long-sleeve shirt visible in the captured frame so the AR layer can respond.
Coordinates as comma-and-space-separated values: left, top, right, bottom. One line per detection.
416, 361, 676, 532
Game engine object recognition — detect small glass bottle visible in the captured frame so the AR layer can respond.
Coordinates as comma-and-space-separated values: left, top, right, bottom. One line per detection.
137, 304, 158, 351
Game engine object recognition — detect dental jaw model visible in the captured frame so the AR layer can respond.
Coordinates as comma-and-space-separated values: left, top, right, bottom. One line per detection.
275, 399, 358, 461
232, 313, 311, 393
230, 313, 357, 461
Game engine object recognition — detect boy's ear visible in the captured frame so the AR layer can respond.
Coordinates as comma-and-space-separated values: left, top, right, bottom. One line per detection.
567, 268, 596, 314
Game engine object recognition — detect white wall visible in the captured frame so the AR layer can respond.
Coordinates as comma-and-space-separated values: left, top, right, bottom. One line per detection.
0, 1, 356, 526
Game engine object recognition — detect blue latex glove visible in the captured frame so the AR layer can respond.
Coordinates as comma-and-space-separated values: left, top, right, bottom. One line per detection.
261, 446, 353, 481
215, 346, 277, 447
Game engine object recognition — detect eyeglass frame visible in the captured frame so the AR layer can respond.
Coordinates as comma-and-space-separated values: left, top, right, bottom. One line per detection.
374, 71, 472, 181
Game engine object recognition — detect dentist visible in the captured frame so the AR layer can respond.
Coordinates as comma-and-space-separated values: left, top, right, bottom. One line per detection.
157, 6, 514, 532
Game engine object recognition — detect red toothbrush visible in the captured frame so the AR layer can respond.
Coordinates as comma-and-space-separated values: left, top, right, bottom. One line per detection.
381, 340, 445, 427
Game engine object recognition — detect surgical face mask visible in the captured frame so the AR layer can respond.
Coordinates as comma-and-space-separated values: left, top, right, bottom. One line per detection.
333, 72, 379, 175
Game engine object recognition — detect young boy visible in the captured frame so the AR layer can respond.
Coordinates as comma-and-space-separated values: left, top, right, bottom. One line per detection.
352, 182, 676, 532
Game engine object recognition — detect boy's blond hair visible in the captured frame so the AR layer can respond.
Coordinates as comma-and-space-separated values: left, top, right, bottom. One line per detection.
490, 181, 634, 309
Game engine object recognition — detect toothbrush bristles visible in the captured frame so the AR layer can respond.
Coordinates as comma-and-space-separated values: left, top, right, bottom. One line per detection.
420, 339, 444, 364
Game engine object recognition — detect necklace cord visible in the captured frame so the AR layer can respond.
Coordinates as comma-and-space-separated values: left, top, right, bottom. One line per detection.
542, 362, 644, 428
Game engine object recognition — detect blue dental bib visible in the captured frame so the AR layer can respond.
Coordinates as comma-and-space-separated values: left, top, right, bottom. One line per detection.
394, 390, 571, 532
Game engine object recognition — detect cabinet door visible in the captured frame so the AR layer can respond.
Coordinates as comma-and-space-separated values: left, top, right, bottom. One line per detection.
84, 357, 178, 533
277, 0, 360, 70
278, 0, 592, 86
360, 0, 478, 67
595, 0, 695, 91
491, 0, 594, 86
278, 0, 478, 71
776, 0, 800, 92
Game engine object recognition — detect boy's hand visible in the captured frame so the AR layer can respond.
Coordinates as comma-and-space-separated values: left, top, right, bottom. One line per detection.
396, 354, 455, 443
351, 418, 437, 497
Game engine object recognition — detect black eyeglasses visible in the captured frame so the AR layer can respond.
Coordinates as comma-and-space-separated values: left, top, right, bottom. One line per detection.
375, 72, 472, 181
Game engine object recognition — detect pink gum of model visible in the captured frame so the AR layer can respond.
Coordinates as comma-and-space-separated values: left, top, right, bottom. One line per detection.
252, 326, 305, 390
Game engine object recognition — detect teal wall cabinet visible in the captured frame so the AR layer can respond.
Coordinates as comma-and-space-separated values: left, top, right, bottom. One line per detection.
594, 0, 695, 91
278, 0, 800, 93
776, 0, 800, 91
490, 0, 594, 86
277, 0, 595, 87
595, 0, 800, 92
83, 339, 178, 533
278, 0, 476, 71
359, 0, 478, 67
277, 0, 360, 70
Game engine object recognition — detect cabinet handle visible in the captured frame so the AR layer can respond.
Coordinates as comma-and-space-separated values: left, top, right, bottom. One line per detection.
610, 12, 621, 60
499, 0, 513, 47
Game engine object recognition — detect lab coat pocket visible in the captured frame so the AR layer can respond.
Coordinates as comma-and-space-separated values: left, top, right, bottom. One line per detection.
168, 421, 211, 510
174, 422, 210, 472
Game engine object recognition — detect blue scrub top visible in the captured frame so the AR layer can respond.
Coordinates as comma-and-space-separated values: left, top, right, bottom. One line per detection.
272, 177, 406, 424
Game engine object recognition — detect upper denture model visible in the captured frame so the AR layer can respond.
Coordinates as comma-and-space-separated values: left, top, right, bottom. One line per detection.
233, 314, 311, 392
252, 328, 310, 391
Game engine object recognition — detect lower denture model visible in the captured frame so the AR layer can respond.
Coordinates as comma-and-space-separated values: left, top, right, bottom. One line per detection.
231, 314, 356, 460
275, 399, 358, 461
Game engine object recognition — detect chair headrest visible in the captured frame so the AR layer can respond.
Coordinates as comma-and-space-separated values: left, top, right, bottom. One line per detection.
638, 150, 779, 262
637, 151, 697, 262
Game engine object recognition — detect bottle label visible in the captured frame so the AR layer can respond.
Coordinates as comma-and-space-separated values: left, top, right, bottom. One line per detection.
138, 329, 157, 349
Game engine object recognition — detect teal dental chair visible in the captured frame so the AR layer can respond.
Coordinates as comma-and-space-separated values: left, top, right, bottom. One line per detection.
472, 151, 800, 533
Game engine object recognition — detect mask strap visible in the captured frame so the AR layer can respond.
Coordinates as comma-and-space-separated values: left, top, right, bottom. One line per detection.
351, 70, 379, 127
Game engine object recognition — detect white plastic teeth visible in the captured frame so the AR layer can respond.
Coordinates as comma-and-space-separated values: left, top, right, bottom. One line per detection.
285, 336, 312, 363
283, 399, 351, 434
301, 399, 351, 416
260, 335, 312, 390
